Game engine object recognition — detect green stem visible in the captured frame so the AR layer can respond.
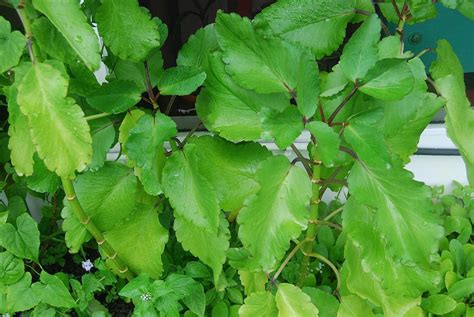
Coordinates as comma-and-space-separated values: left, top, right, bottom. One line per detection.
85, 112, 111, 121
302, 251, 342, 292
16, 6, 39, 64
61, 178, 134, 280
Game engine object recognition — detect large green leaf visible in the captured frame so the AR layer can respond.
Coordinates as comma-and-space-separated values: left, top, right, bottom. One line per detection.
276, 284, 319, 317
125, 113, 177, 196
177, 24, 218, 72
296, 52, 320, 118
237, 156, 312, 271
162, 146, 228, 281
5, 273, 39, 313
31, 271, 76, 308
0, 251, 24, 285
33, 0, 100, 71
157, 66, 206, 96
74, 162, 137, 231
16, 62, 92, 178
359, 59, 415, 101
431, 40, 474, 185
306, 121, 340, 167
261, 107, 304, 149
240, 292, 278, 317
188, 136, 271, 211
105, 204, 168, 279
0, 213, 40, 262
86, 80, 142, 114
196, 52, 288, 142
0, 16, 26, 73
340, 14, 381, 82
254, 0, 356, 58
215, 12, 301, 94
337, 295, 374, 317
96, 0, 160, 62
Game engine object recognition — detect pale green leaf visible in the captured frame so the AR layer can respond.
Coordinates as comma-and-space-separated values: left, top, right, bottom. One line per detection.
26, 155, 61, 194
254, 0, 356, 58
74, 162, 137, 231
32, 271, 76, 308
0, 16, 26, 73
177, 24, 218, 72
157, 66, 206, 96
105, 203, 168, 279
448, 277, 474, 300
337, 295, 374, 317
33, 0, 100, 71
306, 121, 340, 167
261, 107, 304, 149
0, 213, 40, 262
239, 292, 278, 317
61, 199, 91, 253
239, 271, 268, 296
458, 0, 474, 19
188, 135, 271, 211
303, 287, 339, 317
431, 40, 474, 185
126, 113, 177, 196
0, 251, 24, 285
359, 59, 415, 100
6, 273, 39, 313
86, 80, 142, 114
275, 283, 319, 317
196, 52, 288, 142
215, 12, 300, 94
88, 118, 115, 172
340, 14, 381, 82
296, 52, 320, 118
96, 0, 160, 62
17, 62, 92, 178
237, 156, 312, 271
377, 35, 413, 59
118, 108, 145, 152
423, 294, 457, 315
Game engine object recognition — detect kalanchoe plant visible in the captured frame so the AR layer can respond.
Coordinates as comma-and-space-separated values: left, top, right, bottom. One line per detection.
0, 0, 473, 316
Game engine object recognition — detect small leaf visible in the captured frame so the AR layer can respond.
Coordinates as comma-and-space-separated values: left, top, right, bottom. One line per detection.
32, 271, 76, 308
423, 294, 457, 315
0, 16, 26, 73
448, 277, 474, 300
96, 0, 160, 62
359, 59, 414, 100
0, 213, 40, 262
26, 155, 61, 194
261, 107, 304, 149
306, 121, 340, 167
340, 14, 381, 82
275, 284, 319, 317
33, 0, 100, 71
296, 52, 320, 118
88, 118, 116, 171
240, 292, 278, 317
177, 24, 218, 72
239, 271, 268, 295
0, 251, 24, 285
303, 287, 339, 317
337, 295, 374, 317
86, 80, 142, 114
157, 66, 206, 96
61, 199, 91, 253
6, 273, 40, 313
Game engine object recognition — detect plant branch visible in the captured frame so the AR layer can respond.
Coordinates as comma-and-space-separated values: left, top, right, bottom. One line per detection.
61, 178, 134, 280
339, 146, 358, 160
85, 112, 111, 121
290, 144, 313, 177
144, 61, 158, 109
308, 220, 342, 231
17, 7, 39, 64
319, 166, 343, 197
323, 205, 344, 222
178, 121, 202, 150
391, 0, 403, 20
327, 84, 358, 125
302, 251, 342, 293
165, 96, 177, 115
272, 239, 307, 282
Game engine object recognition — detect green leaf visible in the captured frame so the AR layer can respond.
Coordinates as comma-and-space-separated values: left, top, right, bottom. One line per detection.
104, 203, 168, 279
32, 271, 76, 308
254, 0, 356, 58
31, 17, 78, 65
240, 292, 278, 317
17, 62, 92, 178
431, 40, 474, 185
26, 155, 61, 194
74, 162, 137, 231
306, 121, 340, 167
196, 53, 288, 142
162, 145, 228, 281
0, 251, 24, 285
61, 199, 91, 253
458, 0, 474, 20
118, 108, 146, 153
157, 66, 206, 96
359, 59, 415, 100
126, 113, 177, 196
303, 288, 339, 317
215, 12, 300, 94
276, 284, 319, 317
448, 277, 474, 300
86, 80, 142, 114
5, 273, 40, 313
337, 295, 374, 317
96, 0, 160, 62
320, 64, 348, 98
68, 61, 101, 97
188, 136, 271, 211
261, 107, 304, 149
239, 271, 268, 295
0, 16, 26, 73
177, 24, 218, 72
237, 156, 312, 271
88, 118, 116, 172
423, 294, 457, 315
33, 0, 100, 71
296, 52, 320, 118
340, 14, 381, 82
0, 213, 40, 262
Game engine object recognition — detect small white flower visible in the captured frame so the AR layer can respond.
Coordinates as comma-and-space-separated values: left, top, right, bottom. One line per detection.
82, 259, 94, 272
140, 293, 152, 301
